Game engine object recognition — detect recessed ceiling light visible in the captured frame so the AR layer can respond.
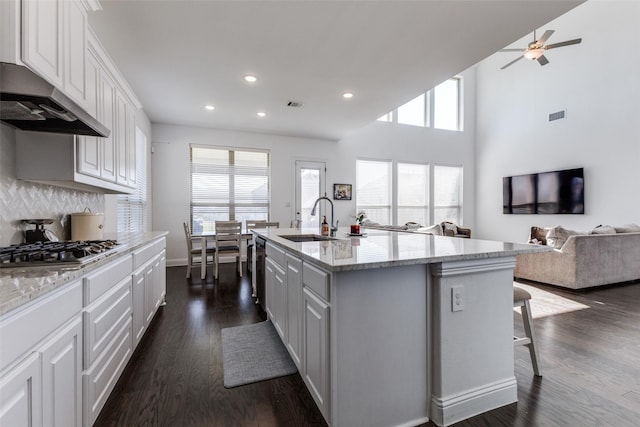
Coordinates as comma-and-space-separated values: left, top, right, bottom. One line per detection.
244, 75, 258, 83
257, 112, 266, 118
205, 105, 215, 111
342, 92, 354, 99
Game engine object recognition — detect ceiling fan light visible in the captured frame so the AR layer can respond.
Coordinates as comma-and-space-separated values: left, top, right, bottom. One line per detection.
524, 48, 544, 60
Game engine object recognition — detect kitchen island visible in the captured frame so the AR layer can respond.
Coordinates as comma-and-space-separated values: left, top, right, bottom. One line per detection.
253, 227, 548, 427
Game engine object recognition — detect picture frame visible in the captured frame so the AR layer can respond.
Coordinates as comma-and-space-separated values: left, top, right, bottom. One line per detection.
333, 183, 352, 200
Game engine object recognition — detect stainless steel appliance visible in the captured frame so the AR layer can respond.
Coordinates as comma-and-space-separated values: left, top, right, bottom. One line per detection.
0, 62, 110, 137
0, 240, 119, 268
255, 236, 266, 309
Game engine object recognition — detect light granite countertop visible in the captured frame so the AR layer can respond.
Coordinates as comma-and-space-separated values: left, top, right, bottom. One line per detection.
0, 231, 168, 317
254, 227, 550, 272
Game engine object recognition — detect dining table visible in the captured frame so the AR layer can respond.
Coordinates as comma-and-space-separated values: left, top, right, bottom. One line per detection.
193, 230, 255, 279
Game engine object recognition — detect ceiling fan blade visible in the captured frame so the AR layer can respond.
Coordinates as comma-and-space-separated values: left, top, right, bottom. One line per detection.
537, 30, 555, 44
545, 38, 582, 50
499, 48, 526, 52
501, 55, 524, 70
537, 55, 549, 66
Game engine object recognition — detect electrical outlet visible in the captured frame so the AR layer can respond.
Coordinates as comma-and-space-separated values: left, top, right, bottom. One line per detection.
451, 285, 465, 312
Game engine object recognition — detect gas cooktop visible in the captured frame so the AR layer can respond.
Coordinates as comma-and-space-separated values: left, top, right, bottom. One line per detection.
0, 240, 119, 268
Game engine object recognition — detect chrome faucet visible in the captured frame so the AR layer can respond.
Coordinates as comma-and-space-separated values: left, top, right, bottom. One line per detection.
310, 194, 338, 237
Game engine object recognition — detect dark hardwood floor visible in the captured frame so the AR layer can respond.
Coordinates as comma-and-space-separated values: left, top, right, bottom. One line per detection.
94, 265, 640, 427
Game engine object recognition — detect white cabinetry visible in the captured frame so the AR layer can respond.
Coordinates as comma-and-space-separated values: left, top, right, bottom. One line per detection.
132, 239, 167, 348
0, 352, 42, 427
0, 279, 83, 427
21, 0, 88, 107
263, 242, 330, 419
41, 317, 83, 427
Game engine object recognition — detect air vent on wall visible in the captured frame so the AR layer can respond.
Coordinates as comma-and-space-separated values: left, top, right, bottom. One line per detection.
287, 101, 303, 108
549, 110, 566, 122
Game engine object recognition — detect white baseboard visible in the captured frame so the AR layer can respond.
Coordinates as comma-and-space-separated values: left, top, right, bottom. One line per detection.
429, 377, 517, 426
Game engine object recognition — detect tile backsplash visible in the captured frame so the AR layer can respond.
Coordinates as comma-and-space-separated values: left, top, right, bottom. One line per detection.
1, 125, 104, 245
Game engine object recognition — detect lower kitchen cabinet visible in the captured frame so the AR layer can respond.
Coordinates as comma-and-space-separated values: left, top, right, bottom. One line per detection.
0, 352, 42, 427
263, 242, 331, 421
132, 240, 166, 349
302, 287, 330, 419
286, 253, 303, 368
41, 317, 83, 427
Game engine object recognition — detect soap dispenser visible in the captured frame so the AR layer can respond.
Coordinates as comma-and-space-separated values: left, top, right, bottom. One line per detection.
321, 215, 329, 236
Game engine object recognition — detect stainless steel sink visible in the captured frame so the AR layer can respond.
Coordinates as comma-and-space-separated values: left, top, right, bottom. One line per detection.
279, 234, 337, 242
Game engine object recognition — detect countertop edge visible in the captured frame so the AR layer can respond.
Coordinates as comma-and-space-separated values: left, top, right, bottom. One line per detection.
0, 231, 169, 317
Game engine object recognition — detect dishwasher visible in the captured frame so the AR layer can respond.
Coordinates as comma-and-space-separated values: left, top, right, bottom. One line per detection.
254, 236, 266, 310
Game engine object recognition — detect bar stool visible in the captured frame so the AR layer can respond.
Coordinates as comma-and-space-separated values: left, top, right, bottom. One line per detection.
513, 285, 542, 377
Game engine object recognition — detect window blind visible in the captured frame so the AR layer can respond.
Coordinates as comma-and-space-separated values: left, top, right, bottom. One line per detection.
397, 162, 429, 225
117, 133, 147, 232
190, 145, 270, 233
356, 159, 392, 225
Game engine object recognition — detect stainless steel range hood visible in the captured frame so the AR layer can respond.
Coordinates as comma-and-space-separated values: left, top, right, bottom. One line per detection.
0, 62, 110, 137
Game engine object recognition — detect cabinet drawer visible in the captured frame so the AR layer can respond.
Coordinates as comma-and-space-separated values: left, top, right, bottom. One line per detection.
153, 237, 166, 253
83, 317, 132, 426
303, 263, 330, 302
84, 277, 132, 367
133, 242, 155, 270
83, 255, 133, 304
266, 242, 286, 267
0, 280, 82, 372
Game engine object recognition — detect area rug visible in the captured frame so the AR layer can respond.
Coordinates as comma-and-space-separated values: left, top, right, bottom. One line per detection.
221, 320, 297, 388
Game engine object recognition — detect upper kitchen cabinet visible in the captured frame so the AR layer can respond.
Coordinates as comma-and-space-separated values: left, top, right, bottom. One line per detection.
21, 0, 90, 108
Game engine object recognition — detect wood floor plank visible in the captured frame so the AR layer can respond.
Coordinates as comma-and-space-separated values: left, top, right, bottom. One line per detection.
93, 267, 640, 427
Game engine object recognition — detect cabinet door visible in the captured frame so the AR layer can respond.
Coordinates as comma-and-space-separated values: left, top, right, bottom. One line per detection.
132, 266, 146, 348
126, 105, 136, 187
41, 317, 82, 427
265, 258, 276, 321
22, 0, 63, 88
286, 254, 303, 368
62, 0, 87, 106
99, 71, 117, 182
144, 261, 155, 324
0, 352, 42, 427
153, 251, 166, 310
115, 91, 128, 185
77, 51, 101, 178
272, 260, 287, 341
303, 288, 330, 418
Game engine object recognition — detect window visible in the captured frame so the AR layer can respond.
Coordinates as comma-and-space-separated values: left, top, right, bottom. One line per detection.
434, 78, 461, 131
433, 165, 463, 224
190, 145, 270, 233
397, 93, 426, 127
377, 76, 461, 131
356, 159, 392, 225
117, 128, 147, 232
397, 163, 429, 226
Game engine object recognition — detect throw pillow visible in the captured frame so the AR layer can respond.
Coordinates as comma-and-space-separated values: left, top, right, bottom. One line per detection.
546, 226, 582, 249
529, 226, 550, 245
613, 223, 640, 233
591, 225, 617, 234
420, 224, 443, 236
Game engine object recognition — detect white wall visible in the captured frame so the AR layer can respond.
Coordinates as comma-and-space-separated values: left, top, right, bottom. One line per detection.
152, 69, 476, 264
475, 1, 640, 243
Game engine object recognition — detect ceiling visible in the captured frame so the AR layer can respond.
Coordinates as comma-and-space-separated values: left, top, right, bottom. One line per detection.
89, 0, 583, 141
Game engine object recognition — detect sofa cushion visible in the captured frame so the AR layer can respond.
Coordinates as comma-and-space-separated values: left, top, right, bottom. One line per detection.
591, 225, 617, 235
419, 224, 444, 235
529, 226, 550, 245
613, 223, 640, 233
546, 226, 583, 249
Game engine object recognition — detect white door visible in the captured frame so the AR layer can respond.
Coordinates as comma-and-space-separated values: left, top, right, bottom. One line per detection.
295, 161, 326, 229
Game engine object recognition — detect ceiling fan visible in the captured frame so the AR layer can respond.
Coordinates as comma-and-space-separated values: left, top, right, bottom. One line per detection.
500, 30, 582, 70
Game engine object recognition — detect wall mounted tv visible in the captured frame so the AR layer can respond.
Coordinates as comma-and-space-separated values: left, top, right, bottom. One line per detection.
503, 167, 584, 214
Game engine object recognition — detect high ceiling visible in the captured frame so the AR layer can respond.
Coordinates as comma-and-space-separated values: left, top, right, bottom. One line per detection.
89, 0, 583, 141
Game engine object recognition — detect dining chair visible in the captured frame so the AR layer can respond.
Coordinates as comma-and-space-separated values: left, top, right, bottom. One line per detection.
513, 285, 542, 376
183, 222, 215, 279
214, 220, 243, 279
246, 220, 280, 273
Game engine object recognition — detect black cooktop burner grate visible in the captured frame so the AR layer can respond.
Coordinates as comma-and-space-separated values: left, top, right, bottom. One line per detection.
0, 240, 119, 267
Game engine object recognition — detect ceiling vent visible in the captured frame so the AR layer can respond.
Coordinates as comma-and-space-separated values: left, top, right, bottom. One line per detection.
549, 110, 566, 122
286, 101, 304, 108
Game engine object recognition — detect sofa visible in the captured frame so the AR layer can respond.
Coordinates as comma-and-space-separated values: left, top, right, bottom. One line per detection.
515, 224, 640, 289
362, 221, 471, 238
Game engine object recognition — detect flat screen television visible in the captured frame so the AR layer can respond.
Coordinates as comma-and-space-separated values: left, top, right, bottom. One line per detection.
503, 167, 584, 214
